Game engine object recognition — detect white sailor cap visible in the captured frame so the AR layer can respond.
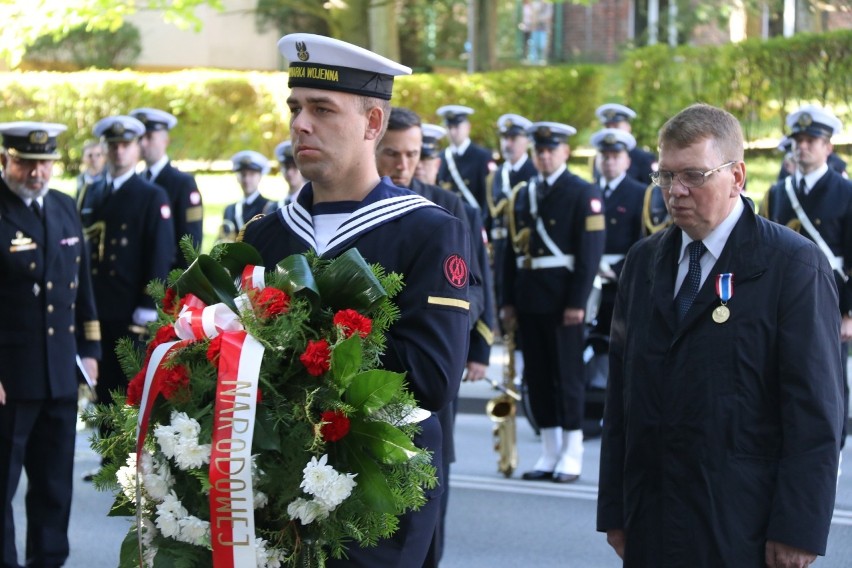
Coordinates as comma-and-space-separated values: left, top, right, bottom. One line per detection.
786, 105, 842, 140
595, 103, 637, 125
590, 128, 636, 152
421, 124, 448, 159
278, 33, 411, 101
498, 114, 533, 137
130, 108, 178, 132
231, 150, 270, 175
0, 121, 67, 160
437, 105, 475, 126
93, 115, 146, 142
528, 122, 577, 148
274, 140, 294, 166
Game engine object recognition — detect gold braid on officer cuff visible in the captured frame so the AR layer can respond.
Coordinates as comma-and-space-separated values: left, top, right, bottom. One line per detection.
83, 320, 101, 341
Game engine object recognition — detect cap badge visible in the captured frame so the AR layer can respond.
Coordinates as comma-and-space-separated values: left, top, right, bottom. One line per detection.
603, 133, 617, 145
296, 41, 309, 62
137, 113, 148, 123
29, 131, 49, 144
240, 156, 253, 166
538, 126, 552, 137
797, 113, 813, 128
603, 109, 616, 120
111, 123, 126, 135
503, 119, 514, 129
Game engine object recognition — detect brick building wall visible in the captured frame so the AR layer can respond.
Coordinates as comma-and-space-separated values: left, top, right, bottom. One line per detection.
558, 0, 634, 63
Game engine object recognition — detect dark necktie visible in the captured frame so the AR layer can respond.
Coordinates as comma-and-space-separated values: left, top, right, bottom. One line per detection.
30, 200, 43, 221
797, 177, 807, 196
604, 185, 613, 199
675, 240, 707, 322
145, 170, 153, 181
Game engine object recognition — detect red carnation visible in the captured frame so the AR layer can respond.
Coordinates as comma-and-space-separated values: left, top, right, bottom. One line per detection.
207, 334, 224, 366
333, 309, 372, 339
126, 367, 146, 406
300, 339, 331, 376
256, 287, 290, 319
147, 325, 179, 356
162, 287, 178, 315
160, 365, 190, 400
320, 410, 351, 442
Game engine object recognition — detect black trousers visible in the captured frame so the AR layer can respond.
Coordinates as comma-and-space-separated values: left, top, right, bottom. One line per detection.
517, 312, 586, 430
0, 398, 76, 568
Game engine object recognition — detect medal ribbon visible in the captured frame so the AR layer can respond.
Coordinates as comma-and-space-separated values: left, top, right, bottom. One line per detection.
715, 273, 734, 303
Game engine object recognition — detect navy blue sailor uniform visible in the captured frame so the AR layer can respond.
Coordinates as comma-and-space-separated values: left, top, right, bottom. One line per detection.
0, 181, 101, 566
222, 194, 270, 236
502, 170, 606, 430
85, 173, 175, 405
241, 179, 471, 566
437, 142, 493, 217
150, 162, 203, 269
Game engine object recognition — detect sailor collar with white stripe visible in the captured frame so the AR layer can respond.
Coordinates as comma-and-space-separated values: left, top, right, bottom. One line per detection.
278, 177, 439, 255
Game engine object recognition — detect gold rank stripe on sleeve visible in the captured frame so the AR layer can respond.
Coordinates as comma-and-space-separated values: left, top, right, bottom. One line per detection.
83, 320, 101, 341
186, 206, 203, 222
475, 319, 494, 345
586, 214, 605, 232
427, 296, 470, 310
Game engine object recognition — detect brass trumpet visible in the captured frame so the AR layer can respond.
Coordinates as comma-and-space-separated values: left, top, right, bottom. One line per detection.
486, 329, 520, 477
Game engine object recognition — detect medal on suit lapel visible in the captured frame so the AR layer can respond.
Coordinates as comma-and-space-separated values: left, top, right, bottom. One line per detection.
712, 272, 733, 323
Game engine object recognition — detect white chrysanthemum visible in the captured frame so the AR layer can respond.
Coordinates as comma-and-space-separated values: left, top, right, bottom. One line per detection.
313, 472, 357, 509
116, 463, 138, 501
142, 545, 158, 568
142, 459, 173, 502
286, 497, 330, 525
155, 511, 180, 538
254, 491, 268, 510
138, 451, 155, 475
255, 537, 286, 568
154, 424, 178, 459
174, 439, 211, 470
300, 454, 336, 496
140, 516, 159, 548
158, 491, 188, 518
178, 515, 210, 546
170, 410, 200, 439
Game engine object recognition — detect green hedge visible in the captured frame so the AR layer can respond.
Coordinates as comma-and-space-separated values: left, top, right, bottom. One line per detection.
0, 65, 606, 173
622, 29, 852, 147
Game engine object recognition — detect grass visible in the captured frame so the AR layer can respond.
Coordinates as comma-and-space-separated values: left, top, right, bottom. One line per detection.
53, 150, 845, 257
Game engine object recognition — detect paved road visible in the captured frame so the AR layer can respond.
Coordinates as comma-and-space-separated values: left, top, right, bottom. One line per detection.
10, 345, 852, 566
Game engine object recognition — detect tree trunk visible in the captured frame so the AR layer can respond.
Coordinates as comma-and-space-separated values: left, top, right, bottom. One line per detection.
474, 0, 497, 71
368, 0, 400, 61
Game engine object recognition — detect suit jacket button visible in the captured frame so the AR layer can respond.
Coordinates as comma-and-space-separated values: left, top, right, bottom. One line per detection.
47, 327, 54, 336
47, 304, 54, 313
69, 325, 75, 333
46, 281, 53, 290
29, 262, 36, 271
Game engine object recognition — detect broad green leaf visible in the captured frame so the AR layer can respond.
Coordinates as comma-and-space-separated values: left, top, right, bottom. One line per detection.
316, 248, 387, 312
349, 419, 418, 464
331, 335, 362, 388
215, 241, 264, 279
276, 254, 319, 307
251, 405, 281, 452
345, 370, 404, 414
108, 495, 135, 517
118, 528, 141, 568
342, 438, 396, 513
175, 254, 239, 311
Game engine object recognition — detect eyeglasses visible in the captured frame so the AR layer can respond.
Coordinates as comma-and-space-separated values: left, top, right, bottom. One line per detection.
651, 161, 736, 189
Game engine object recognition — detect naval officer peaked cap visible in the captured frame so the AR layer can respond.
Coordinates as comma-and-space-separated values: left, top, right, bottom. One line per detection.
595, 103, 637, 125
0, 121, 67, 160
786, 104, 843, 140
278, 33, 412, 101
497, 114, 533, 137
528, 122, 577, 148
231, 150, 270, 175
93, 115, 146, 142
275, 140, 295, 166
436, 105, 475, 126
421, 123, 448, 159
590, 128, 637, 153
130, 108, 179, 132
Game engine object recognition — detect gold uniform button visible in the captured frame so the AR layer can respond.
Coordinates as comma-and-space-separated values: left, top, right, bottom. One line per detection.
71, 302, 76, 310
815, 219, 821, 226
69, 325, 75, 333
92, 268, 98, 275
537, 248, 545, 255
69, 282, 76, 289
47, 327, 54, 336
76, 256, 81, 264
46, 281, 53, 290
121, 223, 128, 230
120, 237, 128, 247
110, 239, 117, 245
109, 254, 117, 261
610, 218, 617, 224
29, 262, 36, 271
548, 219, 556, 226
47, 305, 54, 313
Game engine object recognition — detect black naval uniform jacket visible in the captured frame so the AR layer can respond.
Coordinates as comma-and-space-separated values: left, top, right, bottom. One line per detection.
152, 162, 203, 269
594, 148, 658, 186
502, 171, 606, 314
598, 200, 843, 565
602, 176, 647, 273
437, 142, 493, 215
486, 155, 538, 242
86, 174, 176, 323
0, 182, 100, 400
762, 168, 852, 314
223, 194, 271, 234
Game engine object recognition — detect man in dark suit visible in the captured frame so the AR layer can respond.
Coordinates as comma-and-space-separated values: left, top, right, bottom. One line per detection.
435, 105, 494, 218
131, 107, 203, 269
243, 34, 470, 567
81, 116, 175, 471
594, 103, 658, 185
501, 121, 606, 484
220, 151, 272, 240
0, 121, 101, 567
598, 104, 843, 567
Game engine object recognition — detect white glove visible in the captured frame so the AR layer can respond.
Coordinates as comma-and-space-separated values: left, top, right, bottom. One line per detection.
132, 307, 158, 326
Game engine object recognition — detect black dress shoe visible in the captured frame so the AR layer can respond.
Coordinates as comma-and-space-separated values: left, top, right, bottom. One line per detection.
521, 469, 554, 481
552, 472, 580, 484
